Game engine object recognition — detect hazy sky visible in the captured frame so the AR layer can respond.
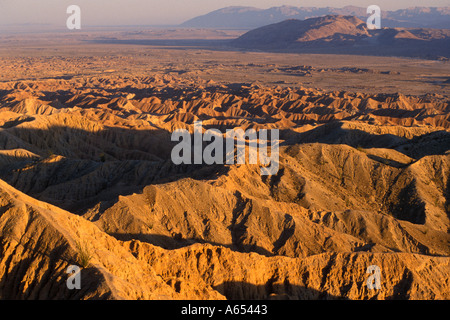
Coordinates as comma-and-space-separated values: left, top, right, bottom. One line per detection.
0, 0, 449, 26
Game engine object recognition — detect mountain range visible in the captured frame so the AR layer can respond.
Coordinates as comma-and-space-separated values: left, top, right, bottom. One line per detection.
231, 15, 450, 59
181, 6, 450, 29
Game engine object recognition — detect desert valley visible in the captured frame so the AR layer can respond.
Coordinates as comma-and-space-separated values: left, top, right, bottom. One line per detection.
0, 4, 449, 301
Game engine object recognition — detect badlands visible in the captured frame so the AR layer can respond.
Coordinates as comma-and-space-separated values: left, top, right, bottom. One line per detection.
0, 27, 449, 300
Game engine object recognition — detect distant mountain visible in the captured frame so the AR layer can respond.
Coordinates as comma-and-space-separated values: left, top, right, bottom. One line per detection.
233, 15, 369, 45
231, 15, 450, 59
181, 5, 450, 29
387, 7, 450, 28
180, 6, 330, 29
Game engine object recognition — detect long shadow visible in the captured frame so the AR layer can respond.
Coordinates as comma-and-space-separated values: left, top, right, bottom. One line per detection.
110, 233, 273, 257
0, 242, 109, 300
366, 154, 408, 168
87, 37, 450, 60
0, 124, 231, 213
1, 117, 35, 129
86, 39, 234, 51
444, 175, 450, 232
231, 38, 450, 60
282, 121, 450, 160
213, 281, 349, 300
213, 279, 413, 300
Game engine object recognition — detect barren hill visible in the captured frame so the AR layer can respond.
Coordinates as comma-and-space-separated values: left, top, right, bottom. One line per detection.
233, 15, 369, 46
0, 177, 449, 300
232, 15, 450, 59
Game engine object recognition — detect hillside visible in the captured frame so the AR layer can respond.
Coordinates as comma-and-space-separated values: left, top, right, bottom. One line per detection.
0, 72, 449, 299
1, 176, 448, 300
232, 15, 450, 59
